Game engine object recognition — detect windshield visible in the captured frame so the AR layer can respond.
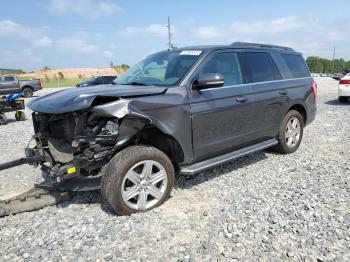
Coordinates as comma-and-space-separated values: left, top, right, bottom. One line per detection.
115, 50, 202, 86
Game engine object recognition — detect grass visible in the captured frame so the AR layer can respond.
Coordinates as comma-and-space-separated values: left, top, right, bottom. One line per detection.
17, 76, 90, 88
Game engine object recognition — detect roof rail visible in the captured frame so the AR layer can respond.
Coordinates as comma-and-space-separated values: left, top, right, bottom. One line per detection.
231, 42, 294, 51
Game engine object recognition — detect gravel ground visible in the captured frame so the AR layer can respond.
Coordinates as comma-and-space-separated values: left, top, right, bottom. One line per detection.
0, 79, 349, 261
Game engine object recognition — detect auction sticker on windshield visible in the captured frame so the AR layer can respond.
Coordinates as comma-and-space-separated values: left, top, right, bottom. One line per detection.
180, 50, 202, 56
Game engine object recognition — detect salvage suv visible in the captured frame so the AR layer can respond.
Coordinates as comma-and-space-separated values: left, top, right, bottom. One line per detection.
25, 42, 316, 215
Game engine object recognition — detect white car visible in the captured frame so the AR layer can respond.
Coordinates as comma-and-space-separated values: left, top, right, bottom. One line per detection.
338, 73, 350, 103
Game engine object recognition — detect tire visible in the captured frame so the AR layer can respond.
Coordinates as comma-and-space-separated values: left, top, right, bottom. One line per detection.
101, 145, 175, 215
273, 110, 304, 154
22, 88, 33, 98
15, 111, 25, 121
0, 114, 8, 125
339, 96, 348, 103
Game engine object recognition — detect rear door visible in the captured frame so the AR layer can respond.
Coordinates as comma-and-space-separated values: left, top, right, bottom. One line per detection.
237, 51, 287, 139
189, 50, 257, 161
0, 76, 20, 94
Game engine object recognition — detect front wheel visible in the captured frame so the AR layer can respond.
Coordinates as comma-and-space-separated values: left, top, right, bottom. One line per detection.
0, 114, 8, 125
101, 145, 175, 215
272, 110, 304, 154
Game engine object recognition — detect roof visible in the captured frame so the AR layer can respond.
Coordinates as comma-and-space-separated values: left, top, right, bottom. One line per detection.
174, 42, 295, 52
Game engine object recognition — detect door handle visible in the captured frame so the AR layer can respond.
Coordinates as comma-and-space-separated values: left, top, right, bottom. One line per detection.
236, 97, 248, 103
279, 90, 288, 95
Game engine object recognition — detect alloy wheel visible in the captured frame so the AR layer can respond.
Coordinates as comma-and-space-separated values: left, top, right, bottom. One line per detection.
121, 160, 168, 211
285, 117, 301, 148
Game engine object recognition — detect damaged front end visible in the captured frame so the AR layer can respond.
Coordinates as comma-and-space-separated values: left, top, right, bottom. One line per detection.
27, 98, 151, 186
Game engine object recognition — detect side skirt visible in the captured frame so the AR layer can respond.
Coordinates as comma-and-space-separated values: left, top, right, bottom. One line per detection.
180, 138, 278, 175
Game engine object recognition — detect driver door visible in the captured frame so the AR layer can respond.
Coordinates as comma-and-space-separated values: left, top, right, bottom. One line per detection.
189, 50, 257, 161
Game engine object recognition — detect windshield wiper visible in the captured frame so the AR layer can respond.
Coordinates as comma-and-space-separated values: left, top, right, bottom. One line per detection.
120, 81, 149, 86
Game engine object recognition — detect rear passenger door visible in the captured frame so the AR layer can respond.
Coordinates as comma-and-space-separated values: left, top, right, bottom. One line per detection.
190, 50, 257, 161
238, 51, 288, 139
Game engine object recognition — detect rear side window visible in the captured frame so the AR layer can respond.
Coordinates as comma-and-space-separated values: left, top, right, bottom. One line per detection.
4, 76, 15, 82
238, 52, 282, 83
281, 54, 310, 78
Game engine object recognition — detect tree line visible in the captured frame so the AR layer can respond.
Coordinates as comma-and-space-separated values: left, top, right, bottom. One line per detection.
306, 56, 350, 74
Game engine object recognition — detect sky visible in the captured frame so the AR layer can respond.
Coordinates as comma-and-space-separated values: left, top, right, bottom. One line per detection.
1, 0, 350, 71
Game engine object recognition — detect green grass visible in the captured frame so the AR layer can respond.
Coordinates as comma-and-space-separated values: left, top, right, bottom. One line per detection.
41, 78, 89, 88
17, 76, 90, 88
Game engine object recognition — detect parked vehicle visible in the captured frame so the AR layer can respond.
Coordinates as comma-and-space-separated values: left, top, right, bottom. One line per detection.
332, 73, 346, 81
76, 76, 117, 87
0, 42, 317, 216
0, 76, 42, 97
338, 73, 350, 103
0, 92, 25, 125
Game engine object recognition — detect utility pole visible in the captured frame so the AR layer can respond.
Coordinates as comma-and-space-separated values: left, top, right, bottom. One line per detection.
166, 16, 173, 50
332, 46, 336, 73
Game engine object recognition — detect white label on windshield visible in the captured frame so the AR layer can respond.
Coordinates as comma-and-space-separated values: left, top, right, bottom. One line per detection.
180, 50, 202, 56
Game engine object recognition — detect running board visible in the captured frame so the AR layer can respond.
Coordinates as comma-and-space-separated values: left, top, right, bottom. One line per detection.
180, 138, 278, 175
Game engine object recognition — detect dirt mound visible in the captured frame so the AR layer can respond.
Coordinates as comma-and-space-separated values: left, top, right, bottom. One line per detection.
21, 67, 121, 79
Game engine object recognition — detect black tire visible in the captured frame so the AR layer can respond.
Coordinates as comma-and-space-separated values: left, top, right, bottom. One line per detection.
272, 110, 304, 154
15, 111, 25, 121
101, 145, 175, 215
339, 96, 348, 103
0, 114, 8, 125
22, 88, 33, 98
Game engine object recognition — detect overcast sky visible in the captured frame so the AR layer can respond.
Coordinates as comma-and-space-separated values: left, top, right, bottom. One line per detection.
1, 0, 349, 71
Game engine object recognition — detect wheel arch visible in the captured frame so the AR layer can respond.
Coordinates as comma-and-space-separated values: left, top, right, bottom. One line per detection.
288, 103, 307, 124
21, 85, 34, 91
133, 125, 184, 169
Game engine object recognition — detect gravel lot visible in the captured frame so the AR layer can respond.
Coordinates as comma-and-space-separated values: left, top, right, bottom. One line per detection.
0, 79, 349, 261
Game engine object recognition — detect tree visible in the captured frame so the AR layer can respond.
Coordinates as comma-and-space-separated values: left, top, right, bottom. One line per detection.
58, 72, 64, 79
42, 65, 51, 71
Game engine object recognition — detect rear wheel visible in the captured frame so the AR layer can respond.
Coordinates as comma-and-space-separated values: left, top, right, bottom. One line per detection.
22, 88, 33, 98
15, 111, 25, 121
101, 145, 175, 215
339, 96, 348, 103
0, 114, 8, 125
273, 110, 304, 154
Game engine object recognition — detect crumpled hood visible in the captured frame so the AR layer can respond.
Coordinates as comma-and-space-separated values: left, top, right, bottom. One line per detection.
27, 84, 167, 114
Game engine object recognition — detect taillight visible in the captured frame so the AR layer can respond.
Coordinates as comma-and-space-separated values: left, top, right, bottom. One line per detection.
339, 79, 350, 85
310, 80, 317, 103
38, 79, 42, 89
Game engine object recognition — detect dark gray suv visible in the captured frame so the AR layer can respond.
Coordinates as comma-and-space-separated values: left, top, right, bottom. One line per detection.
25, 42, 317, 215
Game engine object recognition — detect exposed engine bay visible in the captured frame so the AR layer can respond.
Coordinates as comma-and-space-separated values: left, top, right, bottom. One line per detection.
28, 98, 150, 183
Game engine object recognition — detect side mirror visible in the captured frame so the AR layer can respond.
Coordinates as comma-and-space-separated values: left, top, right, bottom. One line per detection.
193, 73, 224, 90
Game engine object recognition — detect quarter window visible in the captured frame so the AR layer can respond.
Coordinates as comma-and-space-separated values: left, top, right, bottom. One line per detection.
238, 52, 282, 83
200, 52, 242, 86
281, 54, 310, 78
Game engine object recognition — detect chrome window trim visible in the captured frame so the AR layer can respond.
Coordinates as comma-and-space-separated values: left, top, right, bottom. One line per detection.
198, 76, 312, 92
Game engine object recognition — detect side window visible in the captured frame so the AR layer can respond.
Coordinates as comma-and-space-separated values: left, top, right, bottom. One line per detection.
4, 76, 15, 82
200, 52, 242, 86
281, 54, 310, 78
238, 52, 282, 83
95, 77, 103, 84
